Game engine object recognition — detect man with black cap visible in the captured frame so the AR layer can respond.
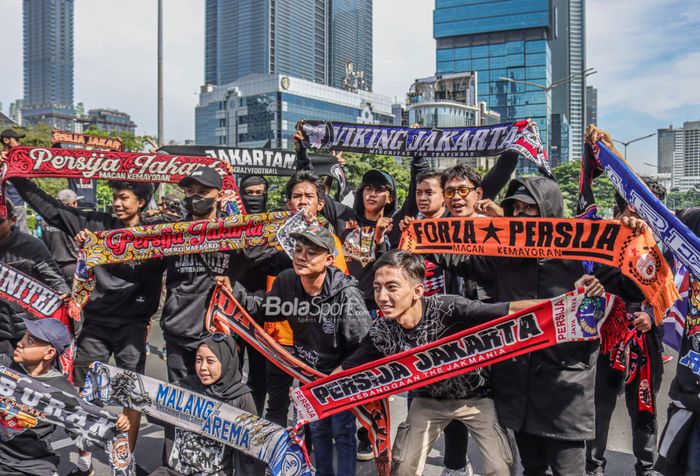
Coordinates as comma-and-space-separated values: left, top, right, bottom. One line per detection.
41, 190, 82, 286
1, 129, 29, 233
230, 224, 372, 476
0, 317, 130, 476
0, 200, 69, 356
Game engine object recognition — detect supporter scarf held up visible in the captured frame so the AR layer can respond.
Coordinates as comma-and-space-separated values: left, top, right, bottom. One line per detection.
595, 141, 700, 281
0, 365, 132, 475
399, 216, 679, 322
51, 130, 124, 151
205, 285, 392, 476
299, 120, 552, 177
290, 289, 623, 423
0, 146, 245, 217
160, 144, 349, 198
0, 263, 75, 378
82, 362, 312, 476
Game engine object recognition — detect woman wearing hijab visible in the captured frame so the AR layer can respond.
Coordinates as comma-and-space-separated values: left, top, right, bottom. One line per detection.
150, 334, 265, 476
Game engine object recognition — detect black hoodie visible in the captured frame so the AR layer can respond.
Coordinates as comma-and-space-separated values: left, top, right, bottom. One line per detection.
0, 226, 69, 342
9, 178, 163, 325
232, 265, 372, 374
432, 177, 598, 440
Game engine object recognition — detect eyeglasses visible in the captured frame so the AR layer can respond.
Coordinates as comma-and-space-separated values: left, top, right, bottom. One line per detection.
444, 186, 477, 199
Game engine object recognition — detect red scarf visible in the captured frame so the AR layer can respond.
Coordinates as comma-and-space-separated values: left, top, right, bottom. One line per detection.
290, 289, 624, 423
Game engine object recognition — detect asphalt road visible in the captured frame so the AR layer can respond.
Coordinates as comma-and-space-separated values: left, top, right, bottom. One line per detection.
54, 321, 676, 476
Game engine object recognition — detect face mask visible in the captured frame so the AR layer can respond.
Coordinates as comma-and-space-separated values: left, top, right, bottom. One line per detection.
184, 195, 216, 216
242, 193, 268, 214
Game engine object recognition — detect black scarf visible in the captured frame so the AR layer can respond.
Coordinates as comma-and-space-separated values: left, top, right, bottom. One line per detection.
182, 334, 250, 402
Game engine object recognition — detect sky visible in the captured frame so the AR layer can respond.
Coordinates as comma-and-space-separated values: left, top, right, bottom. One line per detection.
0, 0, 698, 175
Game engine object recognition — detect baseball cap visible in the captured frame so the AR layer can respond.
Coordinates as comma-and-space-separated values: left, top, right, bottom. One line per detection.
362, 169, 393, 191
56, 189, 83, 205
291, 224, 336, 254
501, 184, 537, 207
0, 129, 25, 140
178, 167, 223, 190
22, 318, 71, 355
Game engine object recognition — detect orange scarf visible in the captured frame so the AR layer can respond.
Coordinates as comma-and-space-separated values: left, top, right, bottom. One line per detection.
400, 217, 679, 321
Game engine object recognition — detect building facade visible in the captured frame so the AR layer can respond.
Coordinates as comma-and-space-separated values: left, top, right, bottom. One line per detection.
433, 0, 554, 172
195, 74, 393, 149
657, 125, 677, 174
22, 0, 75, 129
550, 112, 570, 167
205, 0, 372, 91
585, 85, 597, 128
551, 0, 585, 162
76, 108, 137, 135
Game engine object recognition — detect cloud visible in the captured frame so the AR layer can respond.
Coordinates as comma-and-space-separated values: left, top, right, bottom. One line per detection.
586, 0, 700, 172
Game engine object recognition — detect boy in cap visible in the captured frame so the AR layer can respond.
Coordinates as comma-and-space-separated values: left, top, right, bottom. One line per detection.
230, 224, 372, 476
0, 317, 129, 475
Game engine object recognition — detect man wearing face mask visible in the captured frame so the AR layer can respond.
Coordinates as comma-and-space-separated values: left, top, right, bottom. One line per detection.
239, 175, 268, 214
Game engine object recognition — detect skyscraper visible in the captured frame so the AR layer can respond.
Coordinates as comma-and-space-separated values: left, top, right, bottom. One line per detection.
205, 0, 372, 91
551, 0, 585, 162
433, 0, 554, 169
657, 125, 676, 174
22, 0, 75, 129
585, 85, 597, 128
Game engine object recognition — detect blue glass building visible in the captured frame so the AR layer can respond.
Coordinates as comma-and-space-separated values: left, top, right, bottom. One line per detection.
205, 0, 372, 91
434, 0, 554, 170
196, 74, 392, 148
22, 0, 75, 129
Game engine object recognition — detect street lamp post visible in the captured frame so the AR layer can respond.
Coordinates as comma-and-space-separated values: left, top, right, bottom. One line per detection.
612, 133, 656, 160
498, 67, 597, 93
157, 0, 164, 147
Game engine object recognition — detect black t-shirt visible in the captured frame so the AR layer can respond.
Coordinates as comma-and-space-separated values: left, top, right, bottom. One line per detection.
342, 294, 509, 399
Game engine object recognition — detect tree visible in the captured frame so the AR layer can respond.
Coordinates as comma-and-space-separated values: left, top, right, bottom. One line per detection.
552, 160, 617, 218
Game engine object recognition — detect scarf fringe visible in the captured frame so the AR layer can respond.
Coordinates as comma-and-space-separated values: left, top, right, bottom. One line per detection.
600, 298, 628, 356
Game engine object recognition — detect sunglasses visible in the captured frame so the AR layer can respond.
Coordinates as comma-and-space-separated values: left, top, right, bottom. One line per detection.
444, 186, 477, 199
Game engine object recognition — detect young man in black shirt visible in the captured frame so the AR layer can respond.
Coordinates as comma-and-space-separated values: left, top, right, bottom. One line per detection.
231, 224, 371, 476
341, 250, 548, 476
0, 200, 70, 355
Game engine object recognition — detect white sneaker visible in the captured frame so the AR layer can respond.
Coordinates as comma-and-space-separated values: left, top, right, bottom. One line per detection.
439, 460, 474, 476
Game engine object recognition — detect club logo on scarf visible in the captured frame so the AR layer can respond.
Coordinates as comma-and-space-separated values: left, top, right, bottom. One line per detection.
631, 250, 661, 284
107, 434, 132, 472
576, 297, 605, 338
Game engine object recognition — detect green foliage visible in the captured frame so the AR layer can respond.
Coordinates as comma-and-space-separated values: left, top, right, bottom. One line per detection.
666, 187, 700, 210
552, 160, 617, 218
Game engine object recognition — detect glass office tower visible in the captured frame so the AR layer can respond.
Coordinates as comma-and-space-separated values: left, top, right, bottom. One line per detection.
434, 0, 554, 169
22, 0, 75, 129
205, 0, 372, 91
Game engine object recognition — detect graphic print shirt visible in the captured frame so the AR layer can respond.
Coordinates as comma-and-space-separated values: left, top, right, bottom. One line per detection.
342, 294, 509, 399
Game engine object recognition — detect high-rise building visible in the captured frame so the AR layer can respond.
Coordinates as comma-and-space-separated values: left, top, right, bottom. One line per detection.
550, 113, 570, 167
8, 99, 24, 126
657, 125, 677, 174
22, 0, 75, 129
585, 85, 597, 128
196, 74, 392, 148
662, 120, 700, 192
433, 0, 554, 172
76, 108, 137, 135
204, 0, 372, 91
551, 0, 585, 162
